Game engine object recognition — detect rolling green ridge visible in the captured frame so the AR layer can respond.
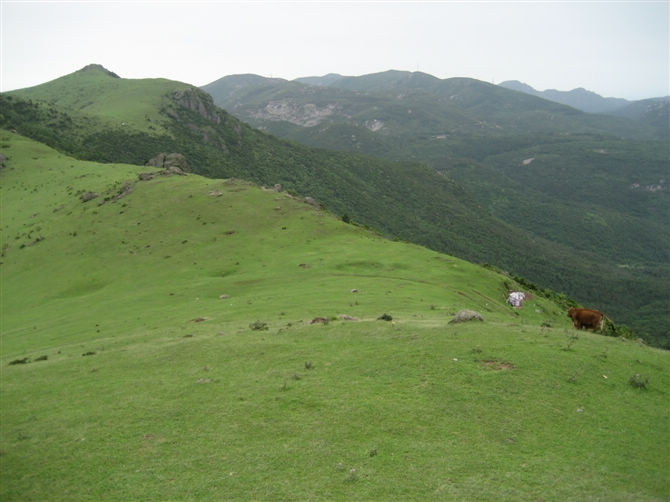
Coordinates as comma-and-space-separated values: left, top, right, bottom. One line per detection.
202, 70, 670, 348
7, 64, 186, 136
0, 70, 574, 295
2, 65, 668, 347
1, 131, 668, 501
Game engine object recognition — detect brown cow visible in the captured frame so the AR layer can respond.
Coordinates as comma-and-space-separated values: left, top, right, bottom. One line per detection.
567, 308, 604, 333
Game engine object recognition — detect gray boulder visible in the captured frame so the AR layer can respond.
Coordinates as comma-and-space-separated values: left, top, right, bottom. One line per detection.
449, 310, 484, 324
145, 153, 189, 172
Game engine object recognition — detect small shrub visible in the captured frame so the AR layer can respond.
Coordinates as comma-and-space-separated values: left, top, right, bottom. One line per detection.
378, 313, 393, 321
629, 374, 648, 389
597, 317, 635, 340
563, 331, 579, 351
9, 357, 30, 365
249, 321, 268, 331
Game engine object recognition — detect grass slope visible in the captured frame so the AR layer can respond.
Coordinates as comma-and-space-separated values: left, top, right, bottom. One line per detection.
8, 64, 188, 135
1, 66, 585, 307
1, 131, 668, 501
202, 72, 670, 348
6, 65, 668, 348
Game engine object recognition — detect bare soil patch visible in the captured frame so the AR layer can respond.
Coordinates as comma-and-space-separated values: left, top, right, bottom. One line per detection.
480, 360, 515, 371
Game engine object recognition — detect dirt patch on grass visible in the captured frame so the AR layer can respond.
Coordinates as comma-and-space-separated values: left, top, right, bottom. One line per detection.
480, 360, 515, 371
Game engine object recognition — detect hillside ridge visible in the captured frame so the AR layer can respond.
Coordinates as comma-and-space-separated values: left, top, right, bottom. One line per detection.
3, 65, 668, 348
1, 128, 668, 501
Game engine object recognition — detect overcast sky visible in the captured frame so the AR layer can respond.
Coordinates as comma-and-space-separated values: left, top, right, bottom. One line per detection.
1, 1, 668, 100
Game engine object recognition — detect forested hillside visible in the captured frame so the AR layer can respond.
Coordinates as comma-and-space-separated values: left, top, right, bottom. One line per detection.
202, 70, 670, 348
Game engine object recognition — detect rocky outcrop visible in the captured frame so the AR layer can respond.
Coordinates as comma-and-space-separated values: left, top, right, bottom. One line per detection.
448, 310, 484, 324
80, 191, 98, 202
145, 153, 189, 172
172, 89, 221, 124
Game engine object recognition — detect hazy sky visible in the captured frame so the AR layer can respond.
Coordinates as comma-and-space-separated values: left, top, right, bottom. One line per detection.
1, 1, 668, 100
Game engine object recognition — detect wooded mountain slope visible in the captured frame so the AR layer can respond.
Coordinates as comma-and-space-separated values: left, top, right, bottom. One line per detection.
202, 70, 670, 348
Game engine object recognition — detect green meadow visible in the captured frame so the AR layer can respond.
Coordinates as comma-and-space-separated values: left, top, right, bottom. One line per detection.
1, 130, 668, 500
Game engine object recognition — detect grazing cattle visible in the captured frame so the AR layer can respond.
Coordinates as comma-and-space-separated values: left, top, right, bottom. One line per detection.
567, 308, 604, 333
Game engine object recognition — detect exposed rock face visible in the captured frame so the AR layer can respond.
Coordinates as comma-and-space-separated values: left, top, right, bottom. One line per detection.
254, 100, 338, 127
145, 153, 189, 172
365, 119, 385, 132
172, 89, 221, 124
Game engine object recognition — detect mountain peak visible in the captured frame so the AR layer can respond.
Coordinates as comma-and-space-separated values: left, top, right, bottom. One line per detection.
499, 80, 537, 94
78, 64, 120, 78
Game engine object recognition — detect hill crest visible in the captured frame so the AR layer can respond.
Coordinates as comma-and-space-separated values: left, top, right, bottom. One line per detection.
4, 65, 669, 348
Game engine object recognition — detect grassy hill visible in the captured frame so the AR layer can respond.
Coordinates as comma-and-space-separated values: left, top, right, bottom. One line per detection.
0, 68, 587, 307
3, 65, 669, 347
2, 130, 668, 501
202, 71, 670, 348
8, 64, 188, 136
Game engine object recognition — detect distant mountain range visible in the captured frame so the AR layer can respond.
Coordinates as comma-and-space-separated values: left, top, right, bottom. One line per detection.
498, 80, 630, 113
299, 73, 670, 121
204, 70, 667, 142
498, 80, 670, 126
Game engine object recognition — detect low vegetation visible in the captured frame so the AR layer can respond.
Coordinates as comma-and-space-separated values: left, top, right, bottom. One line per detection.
1, 131, 668, 500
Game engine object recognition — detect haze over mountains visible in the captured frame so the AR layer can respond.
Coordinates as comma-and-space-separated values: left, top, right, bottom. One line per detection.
2, 65, 668, 348
498, 79, 670, 127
